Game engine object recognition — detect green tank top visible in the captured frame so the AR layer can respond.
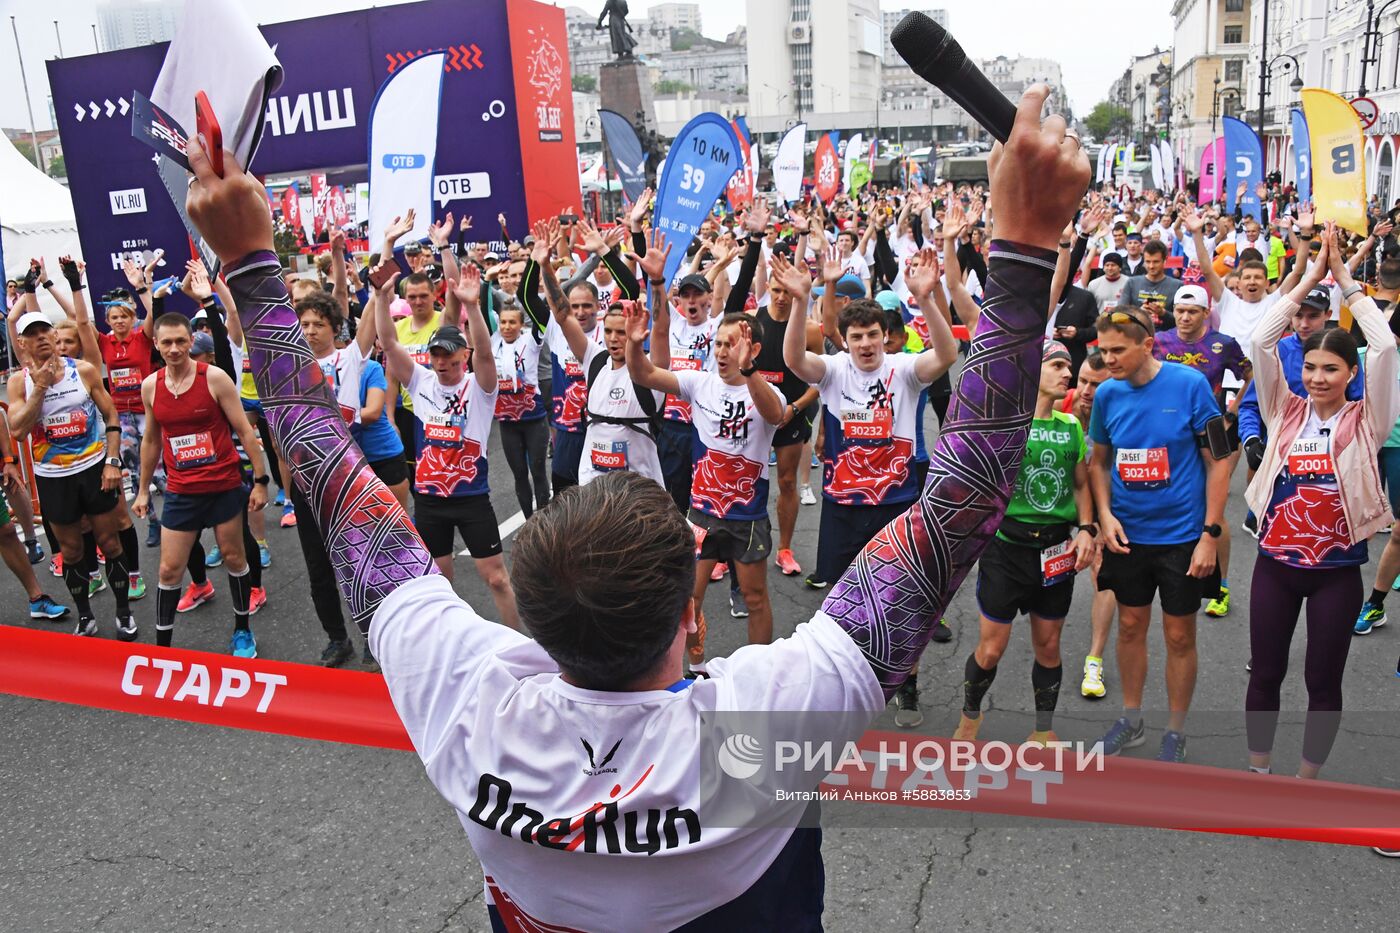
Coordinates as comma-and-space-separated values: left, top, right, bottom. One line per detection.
1002, 409, 1085, 529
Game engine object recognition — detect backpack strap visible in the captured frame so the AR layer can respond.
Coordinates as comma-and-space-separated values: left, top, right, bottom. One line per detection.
584, 349, 661, 441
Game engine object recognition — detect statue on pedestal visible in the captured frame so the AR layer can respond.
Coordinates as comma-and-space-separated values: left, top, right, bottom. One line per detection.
597, 0, 637, 60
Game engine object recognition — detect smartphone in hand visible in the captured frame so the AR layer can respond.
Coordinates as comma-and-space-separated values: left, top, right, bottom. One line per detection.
195, 91, 224, 177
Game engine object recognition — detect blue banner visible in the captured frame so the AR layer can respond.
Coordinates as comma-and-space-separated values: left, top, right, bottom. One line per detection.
1291, 108, 1312, 205
1223, 116, 1263, 217
598, 108, 648, 203
653, 113, 742, 291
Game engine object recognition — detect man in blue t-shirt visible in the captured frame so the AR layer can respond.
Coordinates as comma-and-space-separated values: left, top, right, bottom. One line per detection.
1088, 306, 1232, 764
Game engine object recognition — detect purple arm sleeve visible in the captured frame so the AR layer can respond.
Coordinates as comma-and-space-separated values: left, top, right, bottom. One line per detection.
822, 242, 1057, 699
225, 251, 438, 635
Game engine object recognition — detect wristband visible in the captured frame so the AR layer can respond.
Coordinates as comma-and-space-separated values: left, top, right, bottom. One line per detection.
1344, 284, 1364, 300
1078, 523, 1099, 538
254, 475, 271, 486
2, 456, 16, 465
105, 426, 121, 434
739, 365, 758, 378
135, 286, 149, 295
41, 280, 53, 290
200, 295, 218, 309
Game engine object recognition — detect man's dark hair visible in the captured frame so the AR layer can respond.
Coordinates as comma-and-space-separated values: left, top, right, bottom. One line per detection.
295, 291, 344, 333
884, 308, 906, 335
1112, 222, 1128, 234
836, 229, 858, 244
511, 472, 694, 690
1302, 327, 1360, 370
838, 298, 888, 337
1083, 348, 1108, 371
1143, 240, 1168, 258
1379, 258, 1400, 290
1238, 259, 1268, 276
402, 272, 433, 292
154, 312, 192, 335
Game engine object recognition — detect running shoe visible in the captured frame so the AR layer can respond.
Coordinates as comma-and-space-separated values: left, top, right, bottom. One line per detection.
259, 542, 271, 569
1081, 656, 1107, 699
248, 586, 267, 615
953, 712, 983, 741
1374, 848, 1400, 857
1393, 574, 1400, 592
809, 452, 820, 468
1204, 584, 1230, 618
1026, 729, 1060, 747
128, 573, 147, 601
729, 588, 749, 619
803, 573, 827, 590
280, 503, 297, 528
1246, 657, 1253, 671
96, 547, 106, 565
28, 594, 69, 620
1355, 602, 1388, 635
50, 554, 62, 577
799, 485, 816, 506
115, 613, 138, 642
362, 643, 382, 674
25, 539, 43, 564
1242, 512, 1259, 539
230, 628, 257, 659
710, 561, 728, 582
1096, 717, 1146, 755
205, 544, 224, 568
893, 679, 923, 729
931, 619, 952, 643
320, 639, 354, 668
274, 488, 286, 508
88, 573, 107, 597
73, 616, 98, 637
775, 548, 802, 576
1156, 730, 1187, 763
145, 522, 161, 548
687, 611, 708, 668
177, 580, 216, 613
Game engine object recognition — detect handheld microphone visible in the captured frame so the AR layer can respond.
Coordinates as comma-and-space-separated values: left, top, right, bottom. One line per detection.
889, 12, 1018, 143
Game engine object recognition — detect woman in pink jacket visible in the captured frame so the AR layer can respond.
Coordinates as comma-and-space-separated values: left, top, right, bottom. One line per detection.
1245, 222, 1400, 779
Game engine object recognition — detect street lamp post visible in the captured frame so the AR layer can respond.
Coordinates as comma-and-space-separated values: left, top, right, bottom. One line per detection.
1360, 0, 1400, 98
1212, 75, 1243, 136
1256, 0, 1304, 154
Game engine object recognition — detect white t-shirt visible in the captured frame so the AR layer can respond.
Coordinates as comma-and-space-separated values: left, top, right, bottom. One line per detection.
841, 251, 870, 283
406, 367, 497, 497
314, 342, 365, 425
674, 370, 784, 521
816, 351, 927, 506
664, 309, 719, 423
490, 331, 546, 422
370, 575, 884, 933
579, 341, 665, 487
1218, 288, 1282, 388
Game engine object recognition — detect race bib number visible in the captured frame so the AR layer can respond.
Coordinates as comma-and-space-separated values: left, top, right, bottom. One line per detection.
1287, 436, 1334, 478
410, 348, 431, 366
241, 356, 252, 373
759, 371, 784, 385
498, 374, 519, 394
110, 366, 141, 392
688, 519, 708, 559
169, 431, 216, 469
590, 439, 628, 471
842, 407, 893, 441
564, 358, 584, 378
42, 410, 89, 441
1116, 447, 1170, 488
670, 357, 703, 372
423, 412, 464, 448
1040, 538, 1077, 587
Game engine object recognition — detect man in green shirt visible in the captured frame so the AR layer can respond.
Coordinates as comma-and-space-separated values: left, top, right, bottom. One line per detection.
955, 340, 1097, 745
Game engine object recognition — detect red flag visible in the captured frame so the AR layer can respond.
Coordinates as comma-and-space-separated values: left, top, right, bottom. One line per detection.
725, 120, 754, 211
280, 183, 302, 234
310, 173, 328, 238
327, 185, 349, 229
815, 135, 840, 204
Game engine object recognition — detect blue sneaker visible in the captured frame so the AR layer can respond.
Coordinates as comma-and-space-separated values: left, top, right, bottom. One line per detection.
1355, 602, 1387, 635
205, 544, 224, 568
230, 628, 257, 659
768, 449, 777, 466
25, 539, 43, 564
28, 594, 69, 620
273, 488, 286, 508
1096, 717, 1146, 755
1156, 730, 1187, 763
259, 542, 271, 569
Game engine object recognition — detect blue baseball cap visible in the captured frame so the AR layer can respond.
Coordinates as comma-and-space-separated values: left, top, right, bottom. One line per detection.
813, 273, 865, 299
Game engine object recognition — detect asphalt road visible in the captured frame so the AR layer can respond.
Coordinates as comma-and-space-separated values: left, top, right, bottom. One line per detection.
3, 409, 1399, 932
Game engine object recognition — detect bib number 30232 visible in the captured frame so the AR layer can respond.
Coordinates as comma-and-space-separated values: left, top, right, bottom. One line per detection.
842, 407, 892, 442
1116, 447, 1170, 489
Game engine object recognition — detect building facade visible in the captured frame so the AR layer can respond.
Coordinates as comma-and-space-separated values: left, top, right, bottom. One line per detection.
1170, 0, 1252, 174
96, 0, 178, 52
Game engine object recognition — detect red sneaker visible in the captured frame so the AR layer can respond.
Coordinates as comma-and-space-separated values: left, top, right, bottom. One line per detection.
176, 580, 216, 613
248, 586, 268, 615
774, 549, 802, 576
50, 554, 63, 578
710, 561, 727, 582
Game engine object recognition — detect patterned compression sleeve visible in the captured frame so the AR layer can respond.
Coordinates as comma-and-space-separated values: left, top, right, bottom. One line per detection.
823, 242, 1058, 698
225, 250, 439, 634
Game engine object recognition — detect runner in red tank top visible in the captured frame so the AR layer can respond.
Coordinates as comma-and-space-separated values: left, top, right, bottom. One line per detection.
133, 314, 270, 658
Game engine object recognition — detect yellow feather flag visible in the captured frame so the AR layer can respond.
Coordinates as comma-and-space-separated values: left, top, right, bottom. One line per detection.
1301, 89, 1367, 234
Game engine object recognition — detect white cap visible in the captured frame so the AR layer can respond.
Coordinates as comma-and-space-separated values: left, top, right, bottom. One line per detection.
192, 308, 207, 320
1174, 284, 1210, 309
15, 311, 52, 335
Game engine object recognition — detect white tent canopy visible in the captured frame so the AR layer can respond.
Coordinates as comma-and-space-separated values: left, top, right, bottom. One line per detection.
1, 137, 82, 293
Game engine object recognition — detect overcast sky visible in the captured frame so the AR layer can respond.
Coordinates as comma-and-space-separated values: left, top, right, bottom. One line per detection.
0, 0, 1172, 132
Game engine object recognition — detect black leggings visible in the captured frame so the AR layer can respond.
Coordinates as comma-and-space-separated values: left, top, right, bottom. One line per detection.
187, 506, 262, 589
252, 411, 286, 494
1246, 553, 1360, 766
499, 418, 550, 516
